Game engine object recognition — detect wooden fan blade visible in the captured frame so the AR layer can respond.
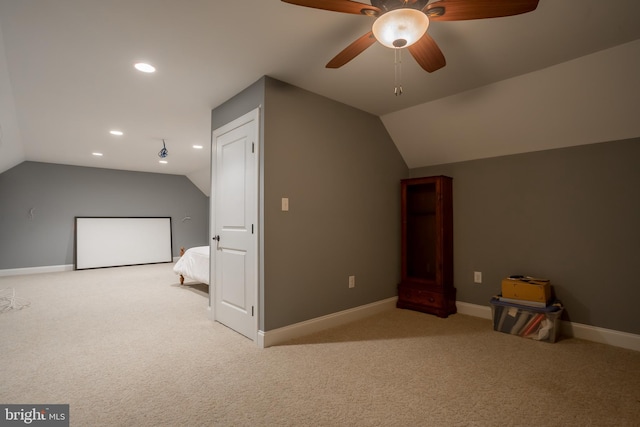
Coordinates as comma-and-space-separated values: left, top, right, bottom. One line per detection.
426, 0, 539, 21
408, 33, 446, 72
281, 0, 380, 16
326, 32, 377, 68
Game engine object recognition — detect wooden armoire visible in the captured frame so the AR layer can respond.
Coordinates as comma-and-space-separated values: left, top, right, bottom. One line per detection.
397, 176, 456, 318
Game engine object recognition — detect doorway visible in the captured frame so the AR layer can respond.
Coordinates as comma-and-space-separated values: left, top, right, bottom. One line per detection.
210, 108, 259, 341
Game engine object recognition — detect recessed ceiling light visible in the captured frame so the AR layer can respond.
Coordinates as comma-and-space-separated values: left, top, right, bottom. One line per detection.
109, 130, 123, 136
92, 152, 103, 157
134, 62, 156, 73
193, 145, 203, 149
159, 160, 168, 164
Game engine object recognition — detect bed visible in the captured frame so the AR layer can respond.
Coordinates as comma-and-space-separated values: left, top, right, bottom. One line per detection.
174, 246, 210, 285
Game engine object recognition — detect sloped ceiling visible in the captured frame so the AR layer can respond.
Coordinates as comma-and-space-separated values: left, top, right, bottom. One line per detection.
0, 0, 639, 196
384, 40, 640, 168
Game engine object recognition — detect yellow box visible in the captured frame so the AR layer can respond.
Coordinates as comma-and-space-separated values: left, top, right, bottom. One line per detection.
501, 278, 551, 303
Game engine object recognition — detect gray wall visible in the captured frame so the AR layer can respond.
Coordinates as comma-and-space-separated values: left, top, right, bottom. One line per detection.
0, 161, 209, 269
411, 138, 640, 335
211, 77, 409, 332
211, 77, 266, 132
263, 78, 408, 330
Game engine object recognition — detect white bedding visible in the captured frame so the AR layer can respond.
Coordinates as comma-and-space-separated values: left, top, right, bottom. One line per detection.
173, 246, 210, 285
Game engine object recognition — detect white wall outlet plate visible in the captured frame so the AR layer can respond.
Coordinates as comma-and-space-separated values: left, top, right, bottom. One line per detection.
474, 271, 482, 284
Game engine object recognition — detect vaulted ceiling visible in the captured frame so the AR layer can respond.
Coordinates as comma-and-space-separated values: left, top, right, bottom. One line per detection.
1, 0, 639, 195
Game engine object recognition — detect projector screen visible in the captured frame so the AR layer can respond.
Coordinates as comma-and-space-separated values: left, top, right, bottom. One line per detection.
75, 217, 172, 270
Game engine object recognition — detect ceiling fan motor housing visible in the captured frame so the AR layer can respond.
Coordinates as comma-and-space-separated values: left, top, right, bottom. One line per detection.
370, 0, 430, 13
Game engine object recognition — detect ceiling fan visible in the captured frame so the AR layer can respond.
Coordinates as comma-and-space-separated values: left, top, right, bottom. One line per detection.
281, 0, 540, 73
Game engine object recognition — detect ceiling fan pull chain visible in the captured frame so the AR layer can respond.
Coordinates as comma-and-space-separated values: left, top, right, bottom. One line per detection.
394, 48, 403, 96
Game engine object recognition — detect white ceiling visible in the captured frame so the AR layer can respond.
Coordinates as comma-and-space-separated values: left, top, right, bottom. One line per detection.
1, 0, 639, 195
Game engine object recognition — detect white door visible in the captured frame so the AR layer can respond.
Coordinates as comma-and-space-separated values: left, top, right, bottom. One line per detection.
211, 108, 259, 341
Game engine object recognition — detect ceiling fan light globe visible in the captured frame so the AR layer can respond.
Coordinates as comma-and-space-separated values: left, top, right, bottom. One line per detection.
372, 8, 429, 49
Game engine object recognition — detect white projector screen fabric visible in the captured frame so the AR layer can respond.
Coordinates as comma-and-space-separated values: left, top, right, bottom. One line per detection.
75, 217, 172, 269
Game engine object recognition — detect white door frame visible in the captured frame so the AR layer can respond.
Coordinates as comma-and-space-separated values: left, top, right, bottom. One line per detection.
210, 107, 260, 342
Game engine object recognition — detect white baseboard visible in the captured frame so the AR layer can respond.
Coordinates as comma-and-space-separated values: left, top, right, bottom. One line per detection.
0, 264, 74, 277
456, 301, 493, 319
561, 321, 640, 352
1, 260, 180, 277
258, 299, 639, 352
458, 301, 639, 352
258, 297, 398, 348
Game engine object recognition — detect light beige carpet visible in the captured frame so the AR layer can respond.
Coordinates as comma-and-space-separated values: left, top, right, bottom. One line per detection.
1, 263, 638, 426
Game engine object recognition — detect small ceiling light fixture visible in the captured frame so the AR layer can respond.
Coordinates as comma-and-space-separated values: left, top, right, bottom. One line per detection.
159, 160, 168, 164
193, 145, 203, 149
109, 130, 123, 136
371, 8, 429, 49
92, 152, 103, 157
134, 62, 156, 73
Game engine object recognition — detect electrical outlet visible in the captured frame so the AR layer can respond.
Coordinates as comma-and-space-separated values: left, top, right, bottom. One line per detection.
348, 275, 355, 288
474, 271, 482, 284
